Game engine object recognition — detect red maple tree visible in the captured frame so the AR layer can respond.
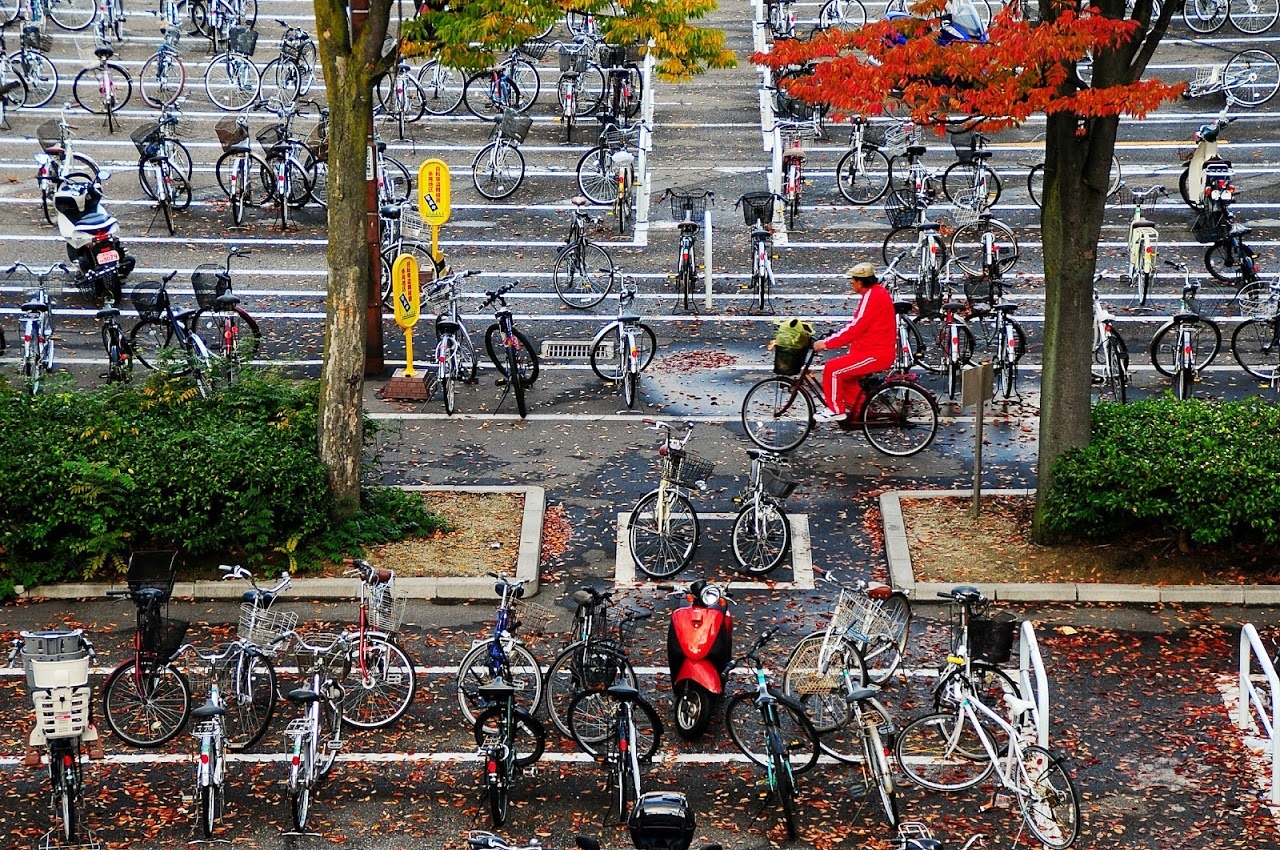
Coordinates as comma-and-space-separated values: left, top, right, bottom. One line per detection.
757, 0, 1185, 539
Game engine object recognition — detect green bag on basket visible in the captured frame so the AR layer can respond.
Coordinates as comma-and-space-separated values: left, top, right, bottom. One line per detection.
774, 318, 814, 350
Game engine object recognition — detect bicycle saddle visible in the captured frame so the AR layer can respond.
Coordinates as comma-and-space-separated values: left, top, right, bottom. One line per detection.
215, 292, 240, 309
21, 299, 49, 313
845, 685, 879, 703
945, 300, 968, 313
133, 586, 167, 605
1132, 217, 1155, 229
620, 311, 642, 324
993, 303, 1018, 314
192, 699, 227, 718
905, 144, 927, 157
375, 140, 387, 153
95, 306, 120, 320
477, 680, 518, 701
746, 448, 777, 460
1173, 311, 1200, 323
948, 585, 983, 602
241, 588, 276, 606
380, 204, 402, 219
572, 587, 606, 607
570, 196, 590, 207
893, 299, 914, 315
286, 687, 321, 704
1230, 222, 1251, 236
917, 221, 941, 232
94, 46, 114, 60
175, 307, 199, 322
968, 149, 992, 160
677, 218, 700, 232
606, 683, 640, 702
435, 317, 461, 335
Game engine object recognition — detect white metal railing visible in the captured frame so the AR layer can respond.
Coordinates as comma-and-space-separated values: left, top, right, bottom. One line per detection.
1016, 620, 1049, 748
1239, 623, 1280, 805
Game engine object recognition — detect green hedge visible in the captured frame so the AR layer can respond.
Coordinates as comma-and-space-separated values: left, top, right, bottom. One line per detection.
1043, 396, 1280, 546
0, 374, 445, 592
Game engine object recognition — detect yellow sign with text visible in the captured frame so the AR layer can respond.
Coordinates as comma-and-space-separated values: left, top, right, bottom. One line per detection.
391, 254, 421, 376
417, 159, 451, 227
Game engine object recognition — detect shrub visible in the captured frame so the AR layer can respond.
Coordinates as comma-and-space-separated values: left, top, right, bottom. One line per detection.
1043, 396, 1280, 546
0, 373, 446, 589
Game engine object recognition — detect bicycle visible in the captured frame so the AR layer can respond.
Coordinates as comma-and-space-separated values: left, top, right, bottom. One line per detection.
596, 42, 642, 123
942, 122, 1001, 209
482, 282, 540, 418
455, 573, 545, 725
92, 0, 124, 43
1122, 185, 1166, 306
131, 110, 192, 235
947, 210, 1019, 280
1092, 278, 1130, 403
417, 55, 465, 115
554, 40, 604, 141
72, 44, 131, 131
931, 585, 1019, 712
6, 261, 67, 393
1, 21, 57, 108
204, 24, 261, 112
190, 0, 256, 49
426, 268, 481, 415
278, 632, 347, 832
741, 344, 940, 455
783, 570, 912, 689
96, 282, 131, 384
189, 678, 228, 837
378, 202, 441, 307
816, 0, 868, 30
835, 115, 899, 205
332, 559, 418, 729
263, 19, 317, 104
1232, 276, 1280, 385
257, 100, 316, 229
9, 629, 102, 846
568, 683, 664, 822
473, 108, 533, 200
0, 47, 22, 129
576, 121, 644, 209
723, 627, 821, 840
34, 107, 101, 225
775, 120, 818, 229
375, 56, 426, 139
101, 550, 193, 748
463, 41, 543, 119
128, 271, 219, 396
1182, 47, 1279, 108
589, 279, 657, 409
661, 188, 713, 312
1149, 261, 1221, 400
764, 0, 796, 40
895, 680, 1081, 847
976, 296, 1025, 400
627, 419, 712, 579
473, 678, 546, 826
729, 449, 797, 576
553, 196, 615, 308
139, 25, 185, 107
1183, 0, 1278, 35
737, 191, 778, 314
542, 592, 646, 741
187, 255, 259, 388
214, 115, 271, 226
923, 278, 976, 400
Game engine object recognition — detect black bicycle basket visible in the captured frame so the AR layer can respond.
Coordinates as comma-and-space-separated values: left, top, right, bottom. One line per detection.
125, 550, 180, 602
256, 124, 289, 149
969, 615, 1017, 665
950, 128, 976, 164
229, 25, 258, 57
1191, 210, 1230, 244
773, 342, 810, 376
497, 110, 533, 144
761, 463, 799, 498
191, 264, 229, 309
130, 281, 169, 319
884, 189, 916, 229
23, 27, 53, 52
661, 449, 715, 488
559, 44, 588, 73
739, 192, 775, 227
667, 190, 710, 221
144, 616, 190, 659
517, 39, 550, 60
130, 122, 164, 158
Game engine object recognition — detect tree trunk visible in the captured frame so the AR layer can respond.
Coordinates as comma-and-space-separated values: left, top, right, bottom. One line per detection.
1031, 112, 1117, 542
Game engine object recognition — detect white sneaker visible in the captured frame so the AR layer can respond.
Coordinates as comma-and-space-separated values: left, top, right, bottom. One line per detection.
813, 408, 847, 423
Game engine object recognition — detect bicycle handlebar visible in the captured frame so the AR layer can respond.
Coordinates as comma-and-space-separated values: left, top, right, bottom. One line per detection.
480, 282, 517, 309
343, 557, 395, 585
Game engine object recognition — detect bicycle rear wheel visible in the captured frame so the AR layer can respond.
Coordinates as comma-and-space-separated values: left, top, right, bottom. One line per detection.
628, 489, 700, 579
942, 162, 1001, 208
50, 0, 97, 30
288, 733, 314, 831
895, 710, 994, 791
554, 241, 615, 309
731, 500, 791, 576
1232, 318, 1280, 382
782, 633, 866, 734
1230, 0, 1279, 34
836, 145, 890, 205
418, 61, 465, 115
861, 381, 939, 457
741, 376, 814, 453
50, 740, 80, 842
204, 53, 260, 111
473, 705, 547, 768
576, 147, 616, 204
1018, 745, 1081, 850
950, 218, 1019, 277
724, 692, 820, 776
102, 659, 191, 747
342, 635, 417, 729
1225, 48, 1280, 107
865, 723, 899, 827
456, 640, 544, 725
139, 51, 185, 107
18, 50, 59, 108
212, 650, 277, 750
862, 591, 911, 685
1149, 319, 1221, 376
774, 750, 799, 839
543, 641, 638, 741
472, 141, 525, 200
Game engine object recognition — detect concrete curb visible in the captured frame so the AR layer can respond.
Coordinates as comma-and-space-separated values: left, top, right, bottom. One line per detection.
881, 488, 1275, 605
16, 486, 544, 602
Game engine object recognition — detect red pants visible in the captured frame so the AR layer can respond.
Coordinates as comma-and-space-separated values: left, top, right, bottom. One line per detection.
823, 350, 892, 415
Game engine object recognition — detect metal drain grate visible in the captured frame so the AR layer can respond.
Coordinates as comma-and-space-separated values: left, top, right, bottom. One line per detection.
541, 340, 611, 359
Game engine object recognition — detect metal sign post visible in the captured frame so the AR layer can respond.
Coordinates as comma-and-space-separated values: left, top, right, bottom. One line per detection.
961, 361, 994, 517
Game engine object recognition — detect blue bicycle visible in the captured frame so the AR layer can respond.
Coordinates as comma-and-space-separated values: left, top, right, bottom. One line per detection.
455, 572, 544, 725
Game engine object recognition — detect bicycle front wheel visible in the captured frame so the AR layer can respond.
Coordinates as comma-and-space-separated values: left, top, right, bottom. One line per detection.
1225, 48, 1280, 107
1149, 319, 1221, 376
881, 225, 923, 282
1206, 238, 1254, 284
1230, 0, 1279, 34
775, 750, 799, 839
782, 634, 865, 734
628, 489, 700, 579
73, 64, 132, 114
1184, 0, 1228, 31
484, 325, 540, 385
590, 323, 655, 380
139, 51, 185, 107
204, 53, 261, 111
554, 241, 615, 309
1232, 318, 1280, 382
741, 376, 814, 452
863, 591, 911, 685
543, 641, 638, 741
49, 0, 97, 30
862, 381, 939, 457
836, 145, 890, 205
18, 50, 59, 108
818, 0, 868, 28
456, 640, 544, 725
576, 147, 616, 204
342, 636, 417, 729
731, 500, 791, 576
1018, 745, 1082, 849
725, 692, 821, 775
473, 705, 547, 768
942, 162, 1001, 208
472, 141, 525, 200
895, 710, 994, 791
211, 650, 277, 750
950, 218, 1019, 277
102, 660, 191, 747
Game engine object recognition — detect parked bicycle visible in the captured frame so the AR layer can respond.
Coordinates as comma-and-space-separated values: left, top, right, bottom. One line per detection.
418, 56, 465, 115
214, 115, 268, 226
942, 121, 1000, 208
576, 122, 644, 216
264, 19, 317, 103
96, 281, 131, 384
278, 631, 347, 832
627, 419, 712, 579
35, 107, 101, 225
463, 41, 543, 118
473, 108, 533, 200
661, 188, 713, 312
1232, 276, 1280, 386
73, 44, 131, 131
737, 191, 779, 314
455, 573, 545, 725
190, 674, 229, 836
426, 268, 481, 415
931, 585, 1019, 711
92, 0, 124, 42
139, 25, 184, 107
776, 120, 818, 229
1182, 47, 1279, 108
554, 39, 603, 141
730, 449, 797, 576
6, 262, 67, 393
191, 247, 263, 386
835, 115, 899, 205
568, 683, 664, 822
132, 110, 192, 234
1123, 185, 1166, 306
336, 559, 418, 729
204, 24, 261, 112
589, 279, 657, 409
128, 270, 219, 396
375, 56, 426, 140
1, 20, 57, 108
553, 196, 615, 308
1092, 278, 1130, 403
378, 201, 441, 308
1149, 261, 1221, 399
473, 678, 546, 826
482, 282, 540, 418
1184, 0, 1278, 36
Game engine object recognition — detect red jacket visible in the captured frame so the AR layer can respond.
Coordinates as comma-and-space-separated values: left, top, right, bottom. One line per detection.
823, 283, 895, 362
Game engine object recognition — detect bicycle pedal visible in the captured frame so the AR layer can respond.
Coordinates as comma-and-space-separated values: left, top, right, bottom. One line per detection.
520, 765, 538, 777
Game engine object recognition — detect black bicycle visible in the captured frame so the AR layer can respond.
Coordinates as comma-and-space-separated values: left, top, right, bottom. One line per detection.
473, 679, 546, 826
568, 683, 664, 822
482, 283, 540, 418
129, 271, 218, 396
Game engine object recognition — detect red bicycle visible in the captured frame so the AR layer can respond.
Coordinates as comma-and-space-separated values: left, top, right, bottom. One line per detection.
339, 559, 418, 728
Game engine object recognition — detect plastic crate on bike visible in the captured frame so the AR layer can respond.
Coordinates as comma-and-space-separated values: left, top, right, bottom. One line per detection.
215, 117, 249, 152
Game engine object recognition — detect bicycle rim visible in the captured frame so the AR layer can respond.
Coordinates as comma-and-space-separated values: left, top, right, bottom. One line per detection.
342, 637, 417, 729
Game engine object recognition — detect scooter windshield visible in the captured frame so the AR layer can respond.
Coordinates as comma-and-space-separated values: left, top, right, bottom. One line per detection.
946, 0, 985, 38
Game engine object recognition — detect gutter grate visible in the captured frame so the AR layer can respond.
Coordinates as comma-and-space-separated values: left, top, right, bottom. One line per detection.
541, 340, 610, 359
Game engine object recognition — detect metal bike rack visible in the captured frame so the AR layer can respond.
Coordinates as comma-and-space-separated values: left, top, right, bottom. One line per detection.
1239, 622, 1280, 804
1016, 621, 1050, 748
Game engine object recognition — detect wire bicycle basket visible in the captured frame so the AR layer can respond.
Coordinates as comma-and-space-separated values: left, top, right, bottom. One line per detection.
293, 640, 350, 677
228, 25, 258, 57
496, 110, 533, 144
130, 281, 168, 319
884, 189, 917, 229
36, 120, 64, 153
660, 448, 715, 488
130, 122, 164, 158
215, 117, 249, 152
192, 263, 230, 309
238, 606, 299, 650
517, 39, 551, 60
950, 185, 983, 226
968, 615, 1017, 664
559, 43, 589, 73
601, 124, 641, 151
22, 27, 53, 52
739, 192, 775, 227
761, 463, 799, 499
667, 190, 710, 221
367, 584, 408, 634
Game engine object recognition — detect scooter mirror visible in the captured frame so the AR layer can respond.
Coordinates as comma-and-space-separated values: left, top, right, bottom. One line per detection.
98, 170, 112, 182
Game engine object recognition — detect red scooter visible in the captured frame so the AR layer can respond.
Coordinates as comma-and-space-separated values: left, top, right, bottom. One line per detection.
665, 579, 733, 739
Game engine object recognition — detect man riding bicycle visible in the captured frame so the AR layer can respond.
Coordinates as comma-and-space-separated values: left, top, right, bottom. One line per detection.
812, 262, 895, 423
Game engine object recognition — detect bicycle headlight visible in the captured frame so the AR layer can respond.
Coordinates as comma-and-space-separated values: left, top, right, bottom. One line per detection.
699, 584, 722, 608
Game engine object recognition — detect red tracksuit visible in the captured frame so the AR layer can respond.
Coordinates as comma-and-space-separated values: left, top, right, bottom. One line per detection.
821, 283, 895, 415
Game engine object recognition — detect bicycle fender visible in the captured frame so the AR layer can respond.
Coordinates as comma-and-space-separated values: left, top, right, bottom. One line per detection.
589, 322, 618, 349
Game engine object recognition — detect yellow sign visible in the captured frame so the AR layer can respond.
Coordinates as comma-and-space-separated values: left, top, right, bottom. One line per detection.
391, 254, 421, 376
417, 158, 451, 227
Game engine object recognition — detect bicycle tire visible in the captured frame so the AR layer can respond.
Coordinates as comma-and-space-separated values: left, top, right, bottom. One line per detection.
129, 318, 185, 373
342, 635, 417, 729
1184, 0, 1228, 31
818, 0, 868, 28
812, 695, 893, 767
1224, 48, 1280, 107
725, 691, 821, 776
191, 306, 262, 364
741, 376, 814, 452
488, 766, 508, 826
199, 774, 219, 838
214, 649, 276, 750
1027, 162, 1043, 207
102, 660, 192, 747
568, 689, 663, 761
473, 705, 547, 768
1206, 238, 1255, 284
50, 0, 97, 30
102, 325, 130, 384
472, 141, 525, 200
863, 591, 911, 685
73, 63, 132, 114
484, 325, 540, 385
622, 364, 639, 407
576, 146, 616, 204
932, 662, 1019, 714
895, 710, 994, 791
17, 50, 59, 108
53, 742, 79, 841
1018, 745, 1081, 849
139, 51, 185, 107
782, 634, 866, 734
204, 53, 260, 111
836, 145, 891, 205
731, 500, 791, 576
261, 57, 302, 105
942, 161, 1002, 208
317, 692, 343, 777
1102, 331, 1129, 403
385, 74, 428, 124
543, 642, 638, 741
628, 489, 700, 579
881, 225, 925, 283
289, 734, 313, 831
590, 323, 655, 380
1232, 318, 1280, 382
1174, 363, 1195, 399
463, 72, 522, 119
774, 750, 799, 839
441, 368, 456, 413
554, 241, 615, 309
862, 381, 939, 457
508, 56, 541, 110
1149, 318, 1221, 376
1230, 0, 1279, 35
950, 219, 1019, 277
456, 640, 544, 726
865, 722, 899, 827
418, 60, 465, 115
